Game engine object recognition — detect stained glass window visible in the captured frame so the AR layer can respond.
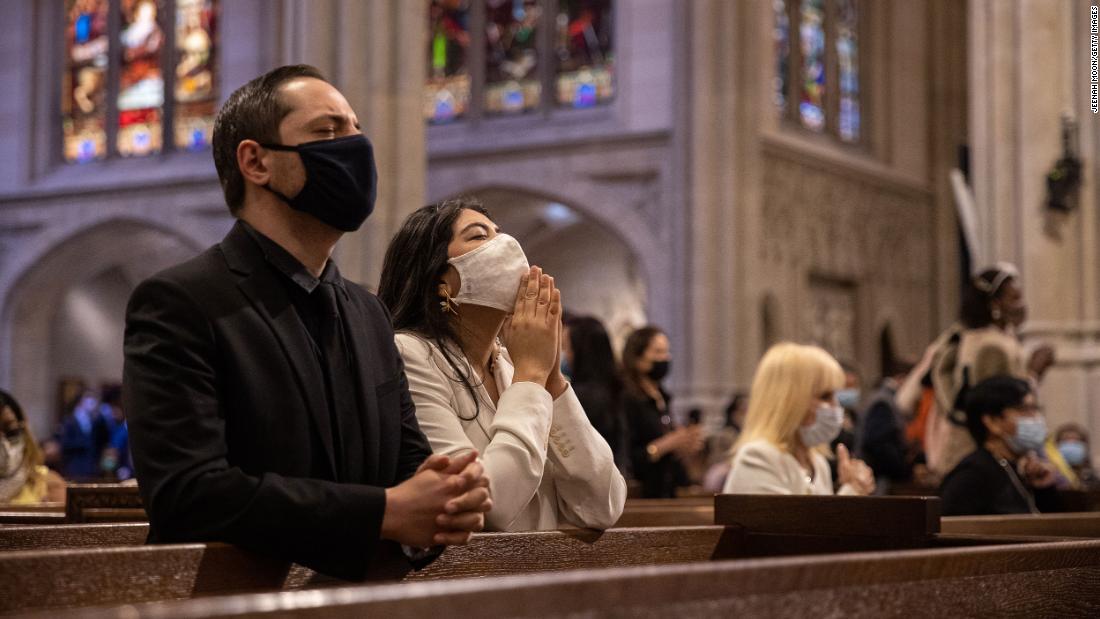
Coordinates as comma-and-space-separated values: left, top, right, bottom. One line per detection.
773, 0, 789, 112
484, 0, 542, 115
426, 0, 471, 123
776, 0, 862, 144
117, 0, 166, 157
173, 0, 218, 150
798, 0, 825, 132
63, 0, 109, 163
555, 0, 613, 109
62, 0, 220, 164
425, 0, 614, 124
835, 0, 859, 142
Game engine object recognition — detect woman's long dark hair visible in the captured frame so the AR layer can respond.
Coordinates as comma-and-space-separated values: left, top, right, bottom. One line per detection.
378, 198, 492, 420
567, 315, 624, 405
621, 325, 664, 398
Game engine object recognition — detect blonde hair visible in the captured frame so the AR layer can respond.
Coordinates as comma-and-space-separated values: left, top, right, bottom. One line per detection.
733, 342, 845, 454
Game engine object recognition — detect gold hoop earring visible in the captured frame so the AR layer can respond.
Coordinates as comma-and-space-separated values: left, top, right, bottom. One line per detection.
439, 285, 459, 315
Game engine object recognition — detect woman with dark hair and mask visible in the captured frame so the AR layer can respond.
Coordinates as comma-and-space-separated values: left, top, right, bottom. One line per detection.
622, 325, 703, 498
1, 390, 66, 505
940, 375, 1059, 515
378, 198, 625, 532
927, 262, 1056, 477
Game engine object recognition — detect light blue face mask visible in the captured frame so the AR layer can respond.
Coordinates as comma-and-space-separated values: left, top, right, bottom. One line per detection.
1058, 440, 1088, 467
1005, 416, 1047, 455
836, 388, 861, 411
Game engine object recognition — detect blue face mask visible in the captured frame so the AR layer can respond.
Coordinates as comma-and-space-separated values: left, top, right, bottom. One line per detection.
560, 358, 573, 381
1058, 440, 1088, 467
1005, 416, 1047, 455
837, 388, 861, 411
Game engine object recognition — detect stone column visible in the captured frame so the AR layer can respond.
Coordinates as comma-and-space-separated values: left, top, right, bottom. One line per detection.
969, 0, 1100, 452
273, 0, 427, 289
674, 0, 768, 420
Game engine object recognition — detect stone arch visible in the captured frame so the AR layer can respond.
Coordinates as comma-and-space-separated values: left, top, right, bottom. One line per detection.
435, 185, 651, 347
0, 219, 204, 439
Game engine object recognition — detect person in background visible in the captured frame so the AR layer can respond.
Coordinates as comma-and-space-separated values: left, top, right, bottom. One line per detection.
928, 263, 1056, 477
940, 375, 1059, 515
701, 392, 748, 492
99, 385, 132, 480
1045, 423, 1099, 490
723, 343, 875, 496
59, 390, 109, 479
623, 326, 703, 498
379, 200, 625, 531
857, 361, 916, 494
1, 390, 66, 504
563, 314, 630, 474
828, 361, 861, 485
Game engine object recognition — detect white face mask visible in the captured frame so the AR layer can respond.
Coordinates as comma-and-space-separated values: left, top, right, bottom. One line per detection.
798, 403, 844, 447
448, 233, 530, 312
0, 436, 25, 477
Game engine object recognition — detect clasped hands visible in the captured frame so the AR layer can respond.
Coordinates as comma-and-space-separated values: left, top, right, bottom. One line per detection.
382, 450, 492, 548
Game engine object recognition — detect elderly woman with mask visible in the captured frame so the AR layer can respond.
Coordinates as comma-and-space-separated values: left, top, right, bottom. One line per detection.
378, 198, 626, 532
723, 343, 875, 496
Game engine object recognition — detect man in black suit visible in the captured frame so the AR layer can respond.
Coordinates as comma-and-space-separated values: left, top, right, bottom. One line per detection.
123, 65, 491, 581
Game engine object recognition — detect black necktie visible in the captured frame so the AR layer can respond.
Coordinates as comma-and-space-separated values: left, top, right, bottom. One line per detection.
317, 282, 360, 481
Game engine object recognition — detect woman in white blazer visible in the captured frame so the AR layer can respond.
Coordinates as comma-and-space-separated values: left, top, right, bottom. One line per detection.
723, 343, 876, 496
378, 198, 626, 532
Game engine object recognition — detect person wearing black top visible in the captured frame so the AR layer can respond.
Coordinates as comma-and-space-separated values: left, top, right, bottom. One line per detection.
622, 326, 702, 498
940, 375, 1059, 516
563, 315, 629, 473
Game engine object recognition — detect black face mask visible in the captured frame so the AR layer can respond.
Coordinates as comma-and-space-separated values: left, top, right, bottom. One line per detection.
261, 134, 378, 232
647, 360, 670, 382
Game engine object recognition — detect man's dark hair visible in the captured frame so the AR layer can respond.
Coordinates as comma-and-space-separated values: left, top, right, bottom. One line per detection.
377, 197, 493, 420
963, 374, 1031, 444
212, 64, 328, 214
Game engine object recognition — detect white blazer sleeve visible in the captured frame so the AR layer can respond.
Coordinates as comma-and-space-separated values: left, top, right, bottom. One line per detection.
544, 385, 627, 529
395, 335, 553, 531
722, 442, 797, 495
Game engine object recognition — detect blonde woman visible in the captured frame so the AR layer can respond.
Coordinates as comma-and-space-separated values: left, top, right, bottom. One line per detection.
723, 343, 875, 496
1, 390, 66, 505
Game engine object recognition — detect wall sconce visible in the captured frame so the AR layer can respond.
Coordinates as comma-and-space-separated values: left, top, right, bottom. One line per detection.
1046, 114, 1083, 212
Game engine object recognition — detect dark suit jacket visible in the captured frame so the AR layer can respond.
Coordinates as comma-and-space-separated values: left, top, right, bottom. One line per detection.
123, 221, 432, 580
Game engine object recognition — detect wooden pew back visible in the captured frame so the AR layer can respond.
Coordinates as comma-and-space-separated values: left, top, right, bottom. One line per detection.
42, 539, 1100, 618
943, 512, 1100, 537
0, 523, 149, 551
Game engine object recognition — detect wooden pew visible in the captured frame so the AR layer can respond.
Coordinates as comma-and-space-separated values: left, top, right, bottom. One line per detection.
0, 521, 1063, 613
36, 539, 1100, 618
0, 523, 149, 550
714, 493, 942, 555
64, 483, 145, 523
613, 497, 715, 528
943, 512, 1100, 538
0, 484, 145, 525
0, 527, 731, 613
0, 511, 66, 526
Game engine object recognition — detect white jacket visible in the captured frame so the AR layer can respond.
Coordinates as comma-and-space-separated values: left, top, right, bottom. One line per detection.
722, 439, 859, 496
395, 332, 627, 531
